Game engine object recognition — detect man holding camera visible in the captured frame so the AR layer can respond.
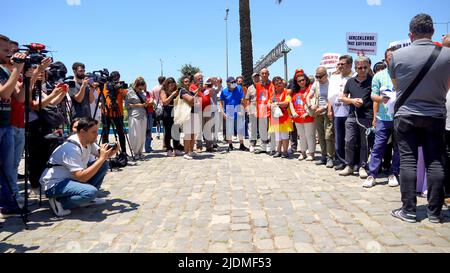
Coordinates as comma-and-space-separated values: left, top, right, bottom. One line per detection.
40, 117, 118, 217
70, 62, 94, 119
0, 34, 27, 216
100, 71, 127, 155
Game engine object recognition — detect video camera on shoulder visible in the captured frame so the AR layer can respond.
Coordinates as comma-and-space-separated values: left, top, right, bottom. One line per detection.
87, 69, 110, 86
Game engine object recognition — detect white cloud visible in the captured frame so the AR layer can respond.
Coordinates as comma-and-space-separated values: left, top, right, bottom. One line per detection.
286, 38, 302, 48
367, 0, 381, 6
66, 0, 81, 6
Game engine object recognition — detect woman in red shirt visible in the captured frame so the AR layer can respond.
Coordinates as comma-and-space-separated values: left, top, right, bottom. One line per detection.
291, 73, 316, 161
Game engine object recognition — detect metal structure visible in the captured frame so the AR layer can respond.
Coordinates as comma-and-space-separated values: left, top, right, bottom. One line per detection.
253, 39, 291, 81
159, 58, 164, 76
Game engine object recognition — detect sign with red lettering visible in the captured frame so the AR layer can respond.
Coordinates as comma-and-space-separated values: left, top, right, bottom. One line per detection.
319, 53, 340, 75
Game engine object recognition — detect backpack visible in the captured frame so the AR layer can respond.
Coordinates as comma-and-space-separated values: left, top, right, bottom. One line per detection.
109, 153, 128, 169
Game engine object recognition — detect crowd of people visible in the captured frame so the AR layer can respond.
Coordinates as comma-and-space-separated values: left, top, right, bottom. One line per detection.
0, 13, 449, 223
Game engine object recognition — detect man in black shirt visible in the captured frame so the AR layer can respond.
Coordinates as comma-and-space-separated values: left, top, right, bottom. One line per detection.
69, 62, 94, 119
339, 56, 374, 179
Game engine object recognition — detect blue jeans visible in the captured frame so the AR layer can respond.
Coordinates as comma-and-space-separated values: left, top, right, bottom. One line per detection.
0, 126, 18, 210
334, 117, 347, 165
368, 120, 400, 178
45, 161, 109, 210
145, 113, 154, 152
12, 127, 25, 195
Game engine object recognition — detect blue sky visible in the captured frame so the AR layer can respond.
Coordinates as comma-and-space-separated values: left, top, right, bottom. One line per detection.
4, 0, 450, 86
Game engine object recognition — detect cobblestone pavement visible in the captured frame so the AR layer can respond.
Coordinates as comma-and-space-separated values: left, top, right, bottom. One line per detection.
1, 139, 449, 253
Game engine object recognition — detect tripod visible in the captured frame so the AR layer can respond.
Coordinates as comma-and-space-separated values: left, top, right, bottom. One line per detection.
93, 84, 134, 161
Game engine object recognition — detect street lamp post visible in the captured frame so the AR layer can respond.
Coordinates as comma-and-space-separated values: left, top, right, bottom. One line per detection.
225, 8, 229, 79
159, 58, 164, 77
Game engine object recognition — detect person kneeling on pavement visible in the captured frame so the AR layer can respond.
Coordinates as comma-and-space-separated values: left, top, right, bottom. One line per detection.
40, 117, 119, 217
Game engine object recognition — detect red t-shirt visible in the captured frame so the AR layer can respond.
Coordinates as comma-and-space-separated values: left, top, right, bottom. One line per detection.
190, 84, 211, 111
10, 96, 25, 128
292, 87, 314, 124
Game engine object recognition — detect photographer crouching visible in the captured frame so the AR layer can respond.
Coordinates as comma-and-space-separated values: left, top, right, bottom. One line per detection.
99, 71, 128, 158
40, 117, 119, 217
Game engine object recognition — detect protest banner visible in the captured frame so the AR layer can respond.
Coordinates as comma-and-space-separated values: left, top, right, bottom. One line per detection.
346, 32, 378, 55
319, 53, 340, 75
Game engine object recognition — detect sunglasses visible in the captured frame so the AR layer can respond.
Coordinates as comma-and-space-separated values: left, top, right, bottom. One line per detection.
297, 79, 306, 83
356, 66, 368, 70
315, 74, 326, 80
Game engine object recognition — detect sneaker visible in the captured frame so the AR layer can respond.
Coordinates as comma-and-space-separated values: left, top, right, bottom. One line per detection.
1, 207, 30, 218
281, 152, 289, 159
266, 146, 272, 154
326, 158, 334, 168
145, 148, 153, 153
15, 194, 25, 209
269, 151, 277, 156
174, 150, 184, 156
189, 152, 198, 158
254, 149, 266, 154
167, 151, 174, 157
48, 198, 71, 217
363, 176, 376, 188
239, 144, 249, 152
359, 168, 368, 179
388, 175, 399, 187
80, 198, 107, 208
315, 158, 327, 165
183, 154, 193, 160
272, 152, 281, 158
391, 208, 417, 223
306, 155, 314, 161
428, 214, 442, 224
339, 166, 353, 176
334, 163, 345, 171
298, 153, 306, 161
249, 145, 255, 153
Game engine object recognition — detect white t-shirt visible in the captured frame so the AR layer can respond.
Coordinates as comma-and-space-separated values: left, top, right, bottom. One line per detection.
328, 74, 352, 118
446, 90, 450, 131
40, 134, 100, 191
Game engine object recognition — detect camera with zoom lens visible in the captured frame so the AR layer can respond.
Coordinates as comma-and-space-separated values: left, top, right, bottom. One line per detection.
11, 43, 49, 67
114, 81, 128, 90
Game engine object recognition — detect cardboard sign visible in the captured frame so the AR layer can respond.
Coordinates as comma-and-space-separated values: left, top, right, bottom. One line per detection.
346, 32, 378, 55
319, 53, 340, 74
389, 39, 411, 49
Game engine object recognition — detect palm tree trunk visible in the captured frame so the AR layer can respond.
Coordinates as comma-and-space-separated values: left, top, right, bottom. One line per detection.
239, 0, 254, 87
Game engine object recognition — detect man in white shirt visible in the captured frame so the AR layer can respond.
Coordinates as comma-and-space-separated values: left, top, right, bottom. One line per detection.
40, 117, 118, 217
328, 55, 353, 171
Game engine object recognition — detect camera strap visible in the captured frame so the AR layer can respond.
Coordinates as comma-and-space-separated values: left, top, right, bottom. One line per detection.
45, 139, 83, 168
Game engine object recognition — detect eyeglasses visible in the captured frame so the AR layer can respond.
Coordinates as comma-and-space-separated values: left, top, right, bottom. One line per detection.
356, 66, 368, 70
297, 79, 306, 83
315, 74, 327, 80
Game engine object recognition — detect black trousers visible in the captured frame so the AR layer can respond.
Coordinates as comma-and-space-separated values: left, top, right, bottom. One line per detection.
101, 115, 127, 155
162, 106, 181, 151
445, 130, 450, 197
345, 118, 371, 168
394, 115, 446, 216
29, 120, 53, 189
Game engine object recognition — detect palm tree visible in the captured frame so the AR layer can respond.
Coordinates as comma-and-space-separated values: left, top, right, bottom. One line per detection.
239, 0, 282, 86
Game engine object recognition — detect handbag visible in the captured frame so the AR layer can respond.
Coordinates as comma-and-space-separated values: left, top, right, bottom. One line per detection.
173, 95, 192, 125
394, 45, 442, 114
272, 106, 284, 118
40, 105, 68, 129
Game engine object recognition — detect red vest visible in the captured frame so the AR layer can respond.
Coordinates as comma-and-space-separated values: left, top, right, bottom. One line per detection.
255, 81, 273, 118
269, 89, 290, 125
